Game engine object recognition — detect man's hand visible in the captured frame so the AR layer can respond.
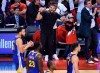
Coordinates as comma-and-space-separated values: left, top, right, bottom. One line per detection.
14, 2, 20, 7
92, 8, 97, 17
38, 7, 45, 12
27, 41, 34, 47
60, 18, 69, 22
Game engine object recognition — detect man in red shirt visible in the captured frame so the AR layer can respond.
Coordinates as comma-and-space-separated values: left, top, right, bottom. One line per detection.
94, 0, 100, 29
10, 0, 27, 19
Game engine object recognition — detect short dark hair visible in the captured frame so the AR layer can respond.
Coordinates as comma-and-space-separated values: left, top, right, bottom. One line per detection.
17, 26, 24, 33
71, 42, 79, 52
84, 0, 91, 5
14, 7, 19, 11
33, 41, 41, 50
47, 61, 52, 69
49, 3, 57, 8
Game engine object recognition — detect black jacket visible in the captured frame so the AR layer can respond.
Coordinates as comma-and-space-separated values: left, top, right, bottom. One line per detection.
10, 15, 26, 26
79, 7, 98, 37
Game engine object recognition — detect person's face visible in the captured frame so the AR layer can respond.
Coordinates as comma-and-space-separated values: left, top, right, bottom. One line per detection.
15, 0, 21, 3
86, 1, 92, 9
14, 9, 19, 15
21, 29, 25, 37
35, 0, 40, 5
76, 44, 81, 52
51, 62, 56, 70
96, 0, 100, 5
49, 5, 56, 13
69, 18, 74, 22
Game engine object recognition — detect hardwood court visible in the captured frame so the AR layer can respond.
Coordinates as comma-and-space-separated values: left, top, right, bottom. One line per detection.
0, 58, 100, 73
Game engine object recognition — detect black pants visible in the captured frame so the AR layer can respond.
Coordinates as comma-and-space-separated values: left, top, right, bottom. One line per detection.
63, 44, 72, 59
41, 31, 55, 60
85, 28, 98, 60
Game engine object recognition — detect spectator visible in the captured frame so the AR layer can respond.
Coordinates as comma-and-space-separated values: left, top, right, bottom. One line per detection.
10, 7, 26, 28
10, 0, 27, 19
27, 0, 40, 26
79, 0, 99, 64
47, 0, 68, 17
26, 0, 45, 6
75, 0, 85, 26
68, 0, 77, 22
26, 0, 32, 6
0, 0, 4, 27
64, 13, 77, 59
94, 0, 100, 29
36, 4, 68, 61
1, 0, 11, 24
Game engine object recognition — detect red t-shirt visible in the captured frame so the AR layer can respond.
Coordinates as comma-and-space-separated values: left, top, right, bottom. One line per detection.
33, 30, 41, 42
10, 2, 27, 19
66, 30, 77, 44
94, 4, 100, 28
56, 25, 68, 43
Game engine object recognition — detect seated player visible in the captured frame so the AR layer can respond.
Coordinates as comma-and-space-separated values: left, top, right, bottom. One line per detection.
67, 42, 80, 73
27, 42, 44, 73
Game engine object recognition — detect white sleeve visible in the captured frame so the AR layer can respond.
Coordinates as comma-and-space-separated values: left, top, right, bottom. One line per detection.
62, 4, 67, 12
26, 1, 31, 6
69, 0, 75, 10
1, 0, 7, 12
40, 0, 45, 6
58, 0, 62, 3
58, 3, 67, 12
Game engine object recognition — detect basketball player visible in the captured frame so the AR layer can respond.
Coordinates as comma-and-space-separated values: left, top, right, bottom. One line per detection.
27, 42, 44, 73
12, 26, 34, 73
67, 42, 80, 73
45, 61, 56, 73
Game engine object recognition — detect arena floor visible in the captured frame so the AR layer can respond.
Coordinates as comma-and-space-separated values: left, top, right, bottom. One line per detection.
0, 58, 100, 73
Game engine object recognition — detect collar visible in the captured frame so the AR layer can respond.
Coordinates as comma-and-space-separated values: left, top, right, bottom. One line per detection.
14, 15, 19, 17
86, 7, 90, 11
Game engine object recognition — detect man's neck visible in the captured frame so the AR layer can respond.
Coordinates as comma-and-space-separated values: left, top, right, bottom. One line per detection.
71, 51, 78, 55
16, 34, 21, 38
14, 14, 19, 16
49, 69, 54, 73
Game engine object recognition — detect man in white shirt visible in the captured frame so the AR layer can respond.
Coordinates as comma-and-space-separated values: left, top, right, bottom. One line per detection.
79, 0, 99, 64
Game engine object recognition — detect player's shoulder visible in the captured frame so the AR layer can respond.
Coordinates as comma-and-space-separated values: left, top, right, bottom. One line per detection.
28, 50, 34, 56
36, 53, 42, 59
72, 55, 79, 62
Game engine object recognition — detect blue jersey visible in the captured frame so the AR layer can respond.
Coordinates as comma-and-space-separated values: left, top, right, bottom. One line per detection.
28, 51, 41, 73
12, 37, 26, 71
67, 54, 76, 73
45, 70, 51, 73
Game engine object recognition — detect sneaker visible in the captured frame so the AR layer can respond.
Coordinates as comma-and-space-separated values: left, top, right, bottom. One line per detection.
45, 55, 48, 61
53, 54, 59, 60
87, 59, 94, 64
93, 57, 99, 62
